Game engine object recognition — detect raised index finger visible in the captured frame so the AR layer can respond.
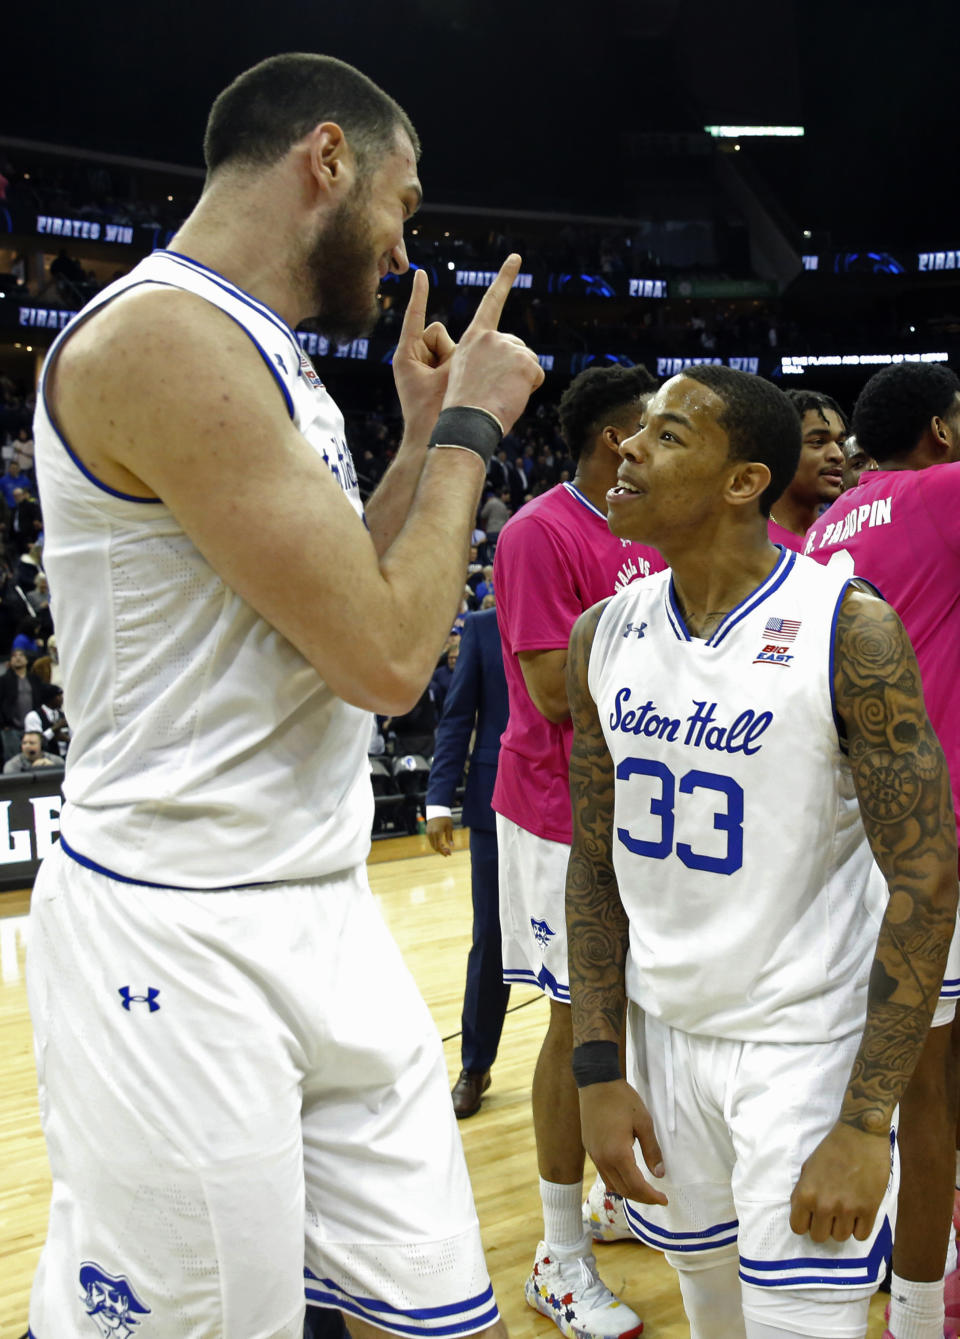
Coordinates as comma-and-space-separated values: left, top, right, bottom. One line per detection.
467, 254, 522, 333
397, 267, 428, 350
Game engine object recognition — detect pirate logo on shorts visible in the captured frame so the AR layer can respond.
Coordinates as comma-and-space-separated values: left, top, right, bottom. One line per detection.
530, 917, 556, 951
79, 1262, 150, 1337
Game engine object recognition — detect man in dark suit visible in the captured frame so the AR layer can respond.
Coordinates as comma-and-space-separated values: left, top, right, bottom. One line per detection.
425, 607, 511, 1118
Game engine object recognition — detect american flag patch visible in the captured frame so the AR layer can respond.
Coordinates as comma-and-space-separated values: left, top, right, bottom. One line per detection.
764, 617, 801, 642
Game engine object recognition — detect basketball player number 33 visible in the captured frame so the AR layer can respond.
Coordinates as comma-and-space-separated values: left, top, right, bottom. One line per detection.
616, 758, 744, 876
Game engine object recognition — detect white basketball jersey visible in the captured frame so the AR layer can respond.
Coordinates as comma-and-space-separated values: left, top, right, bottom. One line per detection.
588, 547, 887, 1042
34, 250, 374, 888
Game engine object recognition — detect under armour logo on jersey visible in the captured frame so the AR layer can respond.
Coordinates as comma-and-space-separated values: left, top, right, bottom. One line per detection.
530, 918, 556, 950
118, 987, 161, 1012
623, 621, 647, 639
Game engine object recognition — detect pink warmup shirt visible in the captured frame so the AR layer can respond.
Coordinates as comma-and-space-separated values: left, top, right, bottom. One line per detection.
804, 464, 960, 833
492, 483, 666, 843
767, 518, 805, 553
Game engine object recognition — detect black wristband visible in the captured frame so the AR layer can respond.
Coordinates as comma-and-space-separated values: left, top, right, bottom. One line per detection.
428, 406, 503, 465
571, 1040, 622, 1089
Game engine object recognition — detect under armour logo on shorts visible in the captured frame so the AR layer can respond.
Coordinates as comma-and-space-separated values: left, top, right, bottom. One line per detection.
118, 986, 161, 1012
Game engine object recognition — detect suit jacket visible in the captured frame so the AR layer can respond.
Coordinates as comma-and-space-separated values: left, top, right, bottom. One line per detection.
426, 609, 508, 833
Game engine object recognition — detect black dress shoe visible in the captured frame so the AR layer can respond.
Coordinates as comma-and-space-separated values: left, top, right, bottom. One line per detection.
451, 1069, 491, 1119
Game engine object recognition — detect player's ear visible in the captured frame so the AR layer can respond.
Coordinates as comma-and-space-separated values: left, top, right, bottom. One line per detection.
302, 122, 354, 199
725, 460, 771, 509
599, 424, 625, 456
929, 413, 955, 461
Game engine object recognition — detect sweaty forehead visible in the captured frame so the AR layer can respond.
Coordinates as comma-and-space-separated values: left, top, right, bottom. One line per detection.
653, 375, 727, 431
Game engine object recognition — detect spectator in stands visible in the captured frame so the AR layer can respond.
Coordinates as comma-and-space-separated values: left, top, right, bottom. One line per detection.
474, 565, 494, 604
9, 486, 42, 555
2, 729, 64, 774
44, 634, 62, 688
25, 683, 70, 760
26, 571, 49, 615
0, 459, 30, 509
12, 426, 35, 478
12, 616, 43, 658
29, 655, 52, 684
767, 389, 847, 551
15, 545, 41, 594
465, 544, 484, 592
0, 647, 47, 761
479, 489, 511, 550
0, 566, 34, 660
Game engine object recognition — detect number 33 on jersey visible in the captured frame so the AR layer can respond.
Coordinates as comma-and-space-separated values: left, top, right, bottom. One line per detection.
586, 548, 888, 1044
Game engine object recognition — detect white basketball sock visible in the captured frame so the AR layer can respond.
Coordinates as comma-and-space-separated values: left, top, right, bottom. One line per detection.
888, 1274, 945, 1339
540, 1177, 587, 1251
945, 1226, 958, 1281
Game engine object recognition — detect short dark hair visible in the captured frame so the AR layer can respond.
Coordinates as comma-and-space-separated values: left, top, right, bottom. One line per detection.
680, 366, 802, 516
851, 362, 960, 462
558, 364, 657, 464
204, 53, 420, 176
785, 388, 849, 432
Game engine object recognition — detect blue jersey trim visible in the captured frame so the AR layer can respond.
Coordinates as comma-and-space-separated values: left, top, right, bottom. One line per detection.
665, 580, 693, 642
828, 579, 854, 746
39, 278, 171, 503
305, 1272, 496, 1321
502, 965, 570, 1001
212, 305, 295, 420
58, 833, 280, 892
562, 481, 608, 521
708, 547, 795, 649
304, 1276, 499, 1335
739, 1216, 892, 1287
625, 1201, 739, 1250
161, 250, 301, 354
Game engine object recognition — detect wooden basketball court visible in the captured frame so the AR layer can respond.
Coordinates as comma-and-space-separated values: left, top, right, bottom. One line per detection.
0, 836, 888, 1338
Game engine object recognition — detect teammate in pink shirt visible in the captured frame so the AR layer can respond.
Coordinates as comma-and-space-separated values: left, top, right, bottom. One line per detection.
767, 389, 847, 552
805, 361, 960, 1339
493, 366, 665, 1339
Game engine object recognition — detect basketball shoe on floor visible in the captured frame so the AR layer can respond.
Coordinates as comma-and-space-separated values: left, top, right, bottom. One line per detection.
945, 1265, 960, 1322
525, 1237, 644, 1339
582, 1175, 636, 1244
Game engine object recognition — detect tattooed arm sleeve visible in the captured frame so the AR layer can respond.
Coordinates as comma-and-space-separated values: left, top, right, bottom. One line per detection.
565, 598, 630, 1048
834, 588, 958, 1136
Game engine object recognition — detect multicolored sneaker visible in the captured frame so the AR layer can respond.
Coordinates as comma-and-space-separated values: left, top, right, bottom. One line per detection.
945, 1264, 960, 1322
525, 1238, 644, 1339
582, 1175, 636, 1244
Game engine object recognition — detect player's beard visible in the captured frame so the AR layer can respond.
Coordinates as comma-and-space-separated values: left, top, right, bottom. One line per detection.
304, 189, 381, 343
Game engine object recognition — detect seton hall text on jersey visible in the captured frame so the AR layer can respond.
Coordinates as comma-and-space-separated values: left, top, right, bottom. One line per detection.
609, 690, 773, 755
808, 496, 892, 551
614, 553, 654, 590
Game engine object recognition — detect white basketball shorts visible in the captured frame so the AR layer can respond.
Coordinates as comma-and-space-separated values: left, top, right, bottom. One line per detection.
496, 813, 570, 1002
621, 1004, 897, 1307
26, 843, 498, 1339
